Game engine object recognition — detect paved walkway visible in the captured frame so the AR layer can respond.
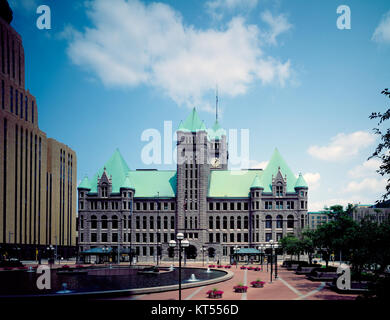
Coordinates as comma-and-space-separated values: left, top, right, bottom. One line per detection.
111, 262, 358, 301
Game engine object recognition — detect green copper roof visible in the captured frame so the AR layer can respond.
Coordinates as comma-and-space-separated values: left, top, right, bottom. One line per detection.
207, 120, 226, 140
259, 148, 298, 193
295, 173, 308, 189
90, 149, 130, 193
208, 170, 262, 198
128, 170, 176, 198
78, 176, 91, 189
121, 173, 134, 189
178, 108, 207, 132
250, 174, 262, 189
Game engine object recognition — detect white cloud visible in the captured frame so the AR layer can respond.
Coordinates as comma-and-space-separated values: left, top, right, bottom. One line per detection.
64, 0, 293, 111
206, 0, 258, 20
343, 177, 387, 194
249, 160, 268, 169
372, 11, 390, 44
303, 172, 320, 190
348, 158, 381, 179
260, 10, 292, 45
307, 131, 376, 162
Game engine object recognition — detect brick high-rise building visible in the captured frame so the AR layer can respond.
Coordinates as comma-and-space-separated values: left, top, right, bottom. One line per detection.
0, 1, 77, 260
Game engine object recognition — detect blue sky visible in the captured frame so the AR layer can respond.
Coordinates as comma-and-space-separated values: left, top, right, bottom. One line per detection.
8, 0, 390, 210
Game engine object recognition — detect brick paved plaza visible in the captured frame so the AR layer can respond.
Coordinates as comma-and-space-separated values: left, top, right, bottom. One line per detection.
108, 262, 358, 301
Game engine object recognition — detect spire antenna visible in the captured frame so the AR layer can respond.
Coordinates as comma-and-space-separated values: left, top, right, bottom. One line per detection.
215, 84, 219, 122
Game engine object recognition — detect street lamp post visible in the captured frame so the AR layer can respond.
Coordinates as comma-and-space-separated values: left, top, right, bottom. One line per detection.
258, 244, 265, 270
202, 245, 207, 267
274, 243, 279, 279
268, 240, 274, 283
169, 233, 189, 300
233, 246, 240, 268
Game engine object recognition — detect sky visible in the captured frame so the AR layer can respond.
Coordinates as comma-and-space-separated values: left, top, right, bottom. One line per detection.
8, 0, 390, 211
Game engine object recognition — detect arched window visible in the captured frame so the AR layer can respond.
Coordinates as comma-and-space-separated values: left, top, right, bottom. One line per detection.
301, 214, 305, 228
91, 215, 97, 229
237, 216, 242, 229
142, 216, 147, 229
209, 216, 213, 229
112, 215, 118, 229
136, 216, 140, 229
128, 216, 132, 229
164, 216, 168, 229
244, 216, 248, 229
265, 215, 272, 229
101, 215, 108, 229
223, 216, 227, 229
150, 216, 154, 229
157, 216, 161, 229
230, 216, 234, 229
195, 217, 198, 229
216, 216, 220, 229
170, 216, 175, 229
287, 215, 294, 229
276, 215, 283, 229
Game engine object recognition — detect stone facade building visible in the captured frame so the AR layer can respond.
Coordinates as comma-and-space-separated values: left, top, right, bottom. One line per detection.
307, 211, 334, 229
0, 1, 77, 259
351, 204, 390, 224
78, 108, 309, 262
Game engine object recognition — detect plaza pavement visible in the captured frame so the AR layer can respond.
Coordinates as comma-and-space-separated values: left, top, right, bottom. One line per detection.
12, 259, 358, 300
111, 262, 359, 301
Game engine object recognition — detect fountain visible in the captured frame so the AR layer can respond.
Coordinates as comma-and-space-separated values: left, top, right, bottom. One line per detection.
206, 268, 212, 273
187, 274, 199, 282
169, 265, 174, 271
56, 283, 72, 294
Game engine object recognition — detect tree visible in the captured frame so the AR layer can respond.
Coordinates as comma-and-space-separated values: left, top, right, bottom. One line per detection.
315, 210, 357, 268
300, 229, 317, 265
279, 234, 303, 261
369, 88, 390, 202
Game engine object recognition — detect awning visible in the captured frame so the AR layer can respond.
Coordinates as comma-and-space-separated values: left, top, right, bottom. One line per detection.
80, 248, 113, 255
236, 248, 261, 255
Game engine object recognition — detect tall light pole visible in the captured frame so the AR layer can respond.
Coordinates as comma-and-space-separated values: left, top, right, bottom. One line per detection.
202, 245, 207, 267
233, 246, 240, 268
274, 243, 279, 279
268, 240, 274, 283
169, 233, 189, 300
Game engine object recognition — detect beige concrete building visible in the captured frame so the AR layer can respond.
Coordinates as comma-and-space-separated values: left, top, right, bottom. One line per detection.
0, 2, 77, 259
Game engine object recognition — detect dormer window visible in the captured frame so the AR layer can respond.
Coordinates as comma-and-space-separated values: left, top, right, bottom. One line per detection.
276, 185, 283, 196
102, 186, 107, 197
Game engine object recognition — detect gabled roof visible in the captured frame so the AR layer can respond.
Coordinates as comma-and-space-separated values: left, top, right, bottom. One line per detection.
208, 170, 262, 198
250, 174, 262, 189
178, 107, 206, 132
78, 176, 91, 190
259, 148, 298, 193
295, 173, 308, 189
208, 120, 226, 140
89, 149, 130, 193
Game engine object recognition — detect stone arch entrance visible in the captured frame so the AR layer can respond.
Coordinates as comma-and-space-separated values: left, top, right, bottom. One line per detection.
185, 245, 197, 259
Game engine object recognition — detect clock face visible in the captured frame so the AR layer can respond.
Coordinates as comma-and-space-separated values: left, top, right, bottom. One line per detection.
211, 157, 220, 168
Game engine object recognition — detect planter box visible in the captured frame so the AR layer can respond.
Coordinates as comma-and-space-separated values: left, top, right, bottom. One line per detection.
234, 286, 248, 293
207, 291, 223, 299
251, 282, 265, 288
